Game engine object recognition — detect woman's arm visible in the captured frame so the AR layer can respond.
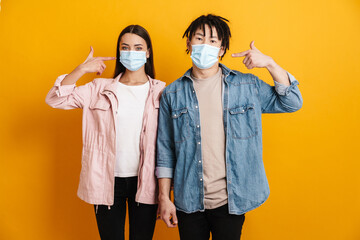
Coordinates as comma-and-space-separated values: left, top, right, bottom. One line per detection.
45, 47, 115, 109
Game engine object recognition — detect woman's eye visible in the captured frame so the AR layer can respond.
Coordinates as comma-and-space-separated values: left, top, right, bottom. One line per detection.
211, 40, 217, 44
197, 38, 202, 41
136, 47, 143, 51
122, 47, 128, 50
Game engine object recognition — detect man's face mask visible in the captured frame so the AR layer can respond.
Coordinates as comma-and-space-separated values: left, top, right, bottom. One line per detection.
119, 51, 147, 71
190, 44, 220, 69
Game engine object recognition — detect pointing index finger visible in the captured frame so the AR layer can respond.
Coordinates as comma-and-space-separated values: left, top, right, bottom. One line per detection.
98, 57, 116, 61
232, 50, 250, 58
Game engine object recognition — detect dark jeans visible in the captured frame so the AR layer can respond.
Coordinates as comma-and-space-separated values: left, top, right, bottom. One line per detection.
177, 204, 245, 240
94, 177, 157, 240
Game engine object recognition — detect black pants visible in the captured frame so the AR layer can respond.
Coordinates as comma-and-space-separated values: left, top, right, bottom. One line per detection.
94, 177, 157, 240
177, 204, 245, 240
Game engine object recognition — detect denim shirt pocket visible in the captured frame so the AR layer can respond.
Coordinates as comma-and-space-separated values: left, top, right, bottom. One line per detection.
171, 107, 190, 143
229, 103, 258, 139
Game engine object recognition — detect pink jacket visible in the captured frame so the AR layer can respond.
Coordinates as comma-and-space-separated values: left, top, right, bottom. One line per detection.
45, 73, 166, 206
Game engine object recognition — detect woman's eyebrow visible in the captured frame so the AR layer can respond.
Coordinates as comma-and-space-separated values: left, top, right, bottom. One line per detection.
121, 43, 143, 46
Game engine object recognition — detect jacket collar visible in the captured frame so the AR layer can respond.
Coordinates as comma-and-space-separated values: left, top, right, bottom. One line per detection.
102, 73, 158, 94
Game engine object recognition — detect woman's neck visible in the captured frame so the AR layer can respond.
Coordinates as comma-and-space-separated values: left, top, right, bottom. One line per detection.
119, 68, 149, 85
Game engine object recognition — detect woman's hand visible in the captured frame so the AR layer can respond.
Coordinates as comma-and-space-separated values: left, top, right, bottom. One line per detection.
78, 46, 116, 75
60, 46, 116, 86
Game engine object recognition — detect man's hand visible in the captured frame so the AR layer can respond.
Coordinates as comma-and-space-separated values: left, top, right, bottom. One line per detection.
231, 41, 274, 69
232, 41, 290, 85
158, 195, 178, 228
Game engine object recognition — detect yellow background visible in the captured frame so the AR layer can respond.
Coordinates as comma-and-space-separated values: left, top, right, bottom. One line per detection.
1, 0, 359, 239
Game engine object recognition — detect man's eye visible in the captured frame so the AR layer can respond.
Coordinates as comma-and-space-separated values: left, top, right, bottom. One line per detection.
211, 40, 217, 43
197, 38, 202, 41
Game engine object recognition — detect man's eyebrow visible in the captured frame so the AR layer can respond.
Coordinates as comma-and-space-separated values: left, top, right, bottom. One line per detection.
195, 32, 204, 36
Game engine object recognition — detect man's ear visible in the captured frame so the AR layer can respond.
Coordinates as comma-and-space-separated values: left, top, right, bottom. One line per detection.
186, 38, 191, 52
219, 46, 225, 57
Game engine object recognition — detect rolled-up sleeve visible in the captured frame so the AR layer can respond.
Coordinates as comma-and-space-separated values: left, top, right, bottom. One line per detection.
45, 74, 94, 110
256, 72, 303, 113
156, 92, 176, 179
53, 74, 76, 97
274, 72, 299, 96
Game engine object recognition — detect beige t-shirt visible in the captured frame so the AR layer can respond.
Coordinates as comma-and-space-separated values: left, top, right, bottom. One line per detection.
191, 68, 228, 209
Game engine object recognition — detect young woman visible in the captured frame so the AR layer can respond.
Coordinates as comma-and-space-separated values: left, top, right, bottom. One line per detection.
46, 25, 165, 240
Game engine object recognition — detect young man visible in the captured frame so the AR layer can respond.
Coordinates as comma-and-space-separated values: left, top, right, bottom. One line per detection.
156, 14, 303, 240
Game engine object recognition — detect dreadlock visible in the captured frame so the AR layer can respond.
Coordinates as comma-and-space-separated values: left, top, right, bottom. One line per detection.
183, 14, 231, 60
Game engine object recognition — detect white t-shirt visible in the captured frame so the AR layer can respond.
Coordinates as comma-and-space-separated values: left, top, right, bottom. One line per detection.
115, 81, 149, 177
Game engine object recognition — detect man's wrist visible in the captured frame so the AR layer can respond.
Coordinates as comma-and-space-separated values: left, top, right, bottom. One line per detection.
158, 193, 171, 202
265, 58, 276, 70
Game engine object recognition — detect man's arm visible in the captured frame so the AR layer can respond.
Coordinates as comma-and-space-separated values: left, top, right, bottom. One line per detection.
156, 92, 178, 227
158, 178, 178, 227
232, 41, 303, 113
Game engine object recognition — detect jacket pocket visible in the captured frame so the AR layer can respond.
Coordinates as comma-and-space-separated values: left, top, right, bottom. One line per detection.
171, 107, 190, 143
229, 103, 258, 139
89, 99, 110, 111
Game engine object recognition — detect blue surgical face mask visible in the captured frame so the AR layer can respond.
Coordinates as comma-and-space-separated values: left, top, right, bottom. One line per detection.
120, 51, 147, 71
190, 44, 220, 69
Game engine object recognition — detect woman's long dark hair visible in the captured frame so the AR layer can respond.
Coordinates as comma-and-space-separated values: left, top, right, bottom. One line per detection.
114, 25, 155, 79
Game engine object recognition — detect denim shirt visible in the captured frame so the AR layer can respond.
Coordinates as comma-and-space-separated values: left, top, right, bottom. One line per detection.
156, 63, 303, 215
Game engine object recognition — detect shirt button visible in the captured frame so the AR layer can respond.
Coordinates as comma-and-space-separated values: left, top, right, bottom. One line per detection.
199, 160, 201, 163
198, 142, 201, 145
196, 125, 200, 128
195, 105, 198, 108
192, 90, 195, 93
200, 178, 203, 181
174, 114, 177, 117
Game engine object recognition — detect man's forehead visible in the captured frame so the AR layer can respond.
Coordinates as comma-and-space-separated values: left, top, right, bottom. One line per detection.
194, 25, 219, 38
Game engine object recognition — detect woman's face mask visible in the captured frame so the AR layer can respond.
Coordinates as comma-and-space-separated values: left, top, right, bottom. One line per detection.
119, 51, 147, 72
